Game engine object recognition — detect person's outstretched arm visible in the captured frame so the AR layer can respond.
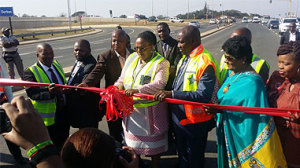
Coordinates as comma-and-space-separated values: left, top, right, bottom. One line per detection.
2, 96, 64, 168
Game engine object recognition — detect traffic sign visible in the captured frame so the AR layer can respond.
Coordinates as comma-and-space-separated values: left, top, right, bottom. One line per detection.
0, 7, 14, 17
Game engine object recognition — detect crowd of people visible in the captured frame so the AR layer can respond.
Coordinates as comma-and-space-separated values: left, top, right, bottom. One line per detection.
0, 22, 300, 168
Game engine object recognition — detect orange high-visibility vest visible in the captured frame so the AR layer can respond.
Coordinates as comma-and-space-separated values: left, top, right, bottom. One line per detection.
176, 44, 219, 125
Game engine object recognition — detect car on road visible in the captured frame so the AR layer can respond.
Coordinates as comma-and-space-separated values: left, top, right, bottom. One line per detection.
147, 16, 157, 22
209, 19, 216, 24
267, 19, 279, 29
189, 21, 200, 28
279, 18, 299, 34
262, 15, 270, 24
252, 17, 260, 23
169, 17, 184, 23
248, 18, 253, 22
242, 17, 248, 23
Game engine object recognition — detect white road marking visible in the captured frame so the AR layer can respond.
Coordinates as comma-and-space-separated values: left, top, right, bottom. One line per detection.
94, 48, 107, 51
19, 51, 35, 56
55, 56, 64, 58
57, 46, 73, 50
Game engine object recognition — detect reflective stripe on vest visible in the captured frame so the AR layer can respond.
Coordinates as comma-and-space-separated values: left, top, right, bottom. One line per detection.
123, 52, 164, 108
219, 54, 268, 85
176, 44, 218, 125
27, 60, 66, 126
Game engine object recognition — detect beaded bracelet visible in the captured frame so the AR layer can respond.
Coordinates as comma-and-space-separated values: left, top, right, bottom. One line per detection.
27, 140, 53, 157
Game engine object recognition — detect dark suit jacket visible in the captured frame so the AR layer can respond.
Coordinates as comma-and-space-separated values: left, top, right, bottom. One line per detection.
155, 37, 182, 90
66, 55, 102, 128
83, 49, 134, 88
280, 31, 300, 45
24, 61, 65, 102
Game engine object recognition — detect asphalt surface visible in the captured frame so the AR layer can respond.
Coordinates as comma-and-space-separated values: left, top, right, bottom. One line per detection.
0, 22, 282, 168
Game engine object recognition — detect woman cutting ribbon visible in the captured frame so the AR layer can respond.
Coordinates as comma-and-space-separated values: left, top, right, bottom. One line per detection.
114, 31, 170, 168
205, 36, 286, 168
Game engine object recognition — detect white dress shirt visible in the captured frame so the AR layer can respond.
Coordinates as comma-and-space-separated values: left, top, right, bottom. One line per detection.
289, 31, 296, 42
115, 49, 130, 68
68, 60, 82, 85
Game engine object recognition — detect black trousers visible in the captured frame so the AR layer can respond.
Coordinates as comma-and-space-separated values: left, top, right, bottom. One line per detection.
48, 106, 70, 152
107, 118, 123, 143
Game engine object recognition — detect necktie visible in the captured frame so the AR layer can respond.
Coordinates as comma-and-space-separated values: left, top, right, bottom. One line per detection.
48, 68, 59, 84
48, 68, 64, 105
162, 43, 167, 57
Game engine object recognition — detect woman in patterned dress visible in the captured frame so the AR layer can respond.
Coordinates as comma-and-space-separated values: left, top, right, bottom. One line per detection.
115, 31, 170, 168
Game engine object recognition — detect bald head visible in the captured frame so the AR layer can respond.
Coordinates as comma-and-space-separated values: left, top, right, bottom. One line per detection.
231, 27, 252, 44
112, 29, 127, 38
112, 29, 128, 54
36, 43, 54, 67
177, 26, 201, 55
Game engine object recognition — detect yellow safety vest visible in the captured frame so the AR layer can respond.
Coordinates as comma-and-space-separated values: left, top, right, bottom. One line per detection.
27, 60, 66, 126
123, 52, 164, 108
176, 44, 219, 125
219, 54, 270, 85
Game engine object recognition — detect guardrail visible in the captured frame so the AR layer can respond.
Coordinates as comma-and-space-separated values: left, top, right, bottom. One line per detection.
14, 27, 93, 39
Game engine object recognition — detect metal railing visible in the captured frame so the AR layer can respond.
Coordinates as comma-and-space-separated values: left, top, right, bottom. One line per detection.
14, 27, 93, 39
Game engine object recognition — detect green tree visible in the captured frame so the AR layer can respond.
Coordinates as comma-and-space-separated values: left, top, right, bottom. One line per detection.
120, 15, 127, 18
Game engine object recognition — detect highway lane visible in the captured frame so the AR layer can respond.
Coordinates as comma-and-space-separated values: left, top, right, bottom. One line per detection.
202, 22, 281, 73
0, 23, 221, 167
0, 23, 284, 167
11, 22, 218, 80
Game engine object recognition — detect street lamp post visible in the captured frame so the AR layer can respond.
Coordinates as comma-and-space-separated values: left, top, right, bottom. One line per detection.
167, 0, 168, 17
67, 0, 72, 30
187, 0, 189, 20
152, 0, 154, 17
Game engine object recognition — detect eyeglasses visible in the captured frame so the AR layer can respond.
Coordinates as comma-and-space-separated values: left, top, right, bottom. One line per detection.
134, 45, 152, 52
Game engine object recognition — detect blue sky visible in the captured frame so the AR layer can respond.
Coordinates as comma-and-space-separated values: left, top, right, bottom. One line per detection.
0, 0, 299, 18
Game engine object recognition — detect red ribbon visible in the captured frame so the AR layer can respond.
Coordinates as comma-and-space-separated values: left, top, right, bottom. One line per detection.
1, 79, 299, 119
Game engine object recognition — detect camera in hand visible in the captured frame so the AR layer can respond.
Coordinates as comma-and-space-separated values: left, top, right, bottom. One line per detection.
0, 93, 11, 134
114, 141, 132, 168
0, 109, 12, 134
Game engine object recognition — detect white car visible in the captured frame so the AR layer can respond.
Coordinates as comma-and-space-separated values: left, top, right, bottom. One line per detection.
242, 17, 248, 23
252, 17, 260, 23
209, 19, 216, 24
169, 17, 184, 23
279, 18, 300, 34
189, 21, 200, 28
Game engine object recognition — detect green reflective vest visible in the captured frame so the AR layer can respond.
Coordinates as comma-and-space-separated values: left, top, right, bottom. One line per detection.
123, 52, 164, 108
27, 60, 66, 126
219, 54, 270, 85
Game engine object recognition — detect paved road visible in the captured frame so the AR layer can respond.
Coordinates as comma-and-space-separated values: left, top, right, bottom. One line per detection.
0, 22, 282, 167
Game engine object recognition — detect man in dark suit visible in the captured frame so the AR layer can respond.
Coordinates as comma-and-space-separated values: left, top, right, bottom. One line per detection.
65, 39, 102, 129
280, 22, 300, 45
155, 22, 182, 90
78, 29, 134, 143
24, 43, 68, 151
